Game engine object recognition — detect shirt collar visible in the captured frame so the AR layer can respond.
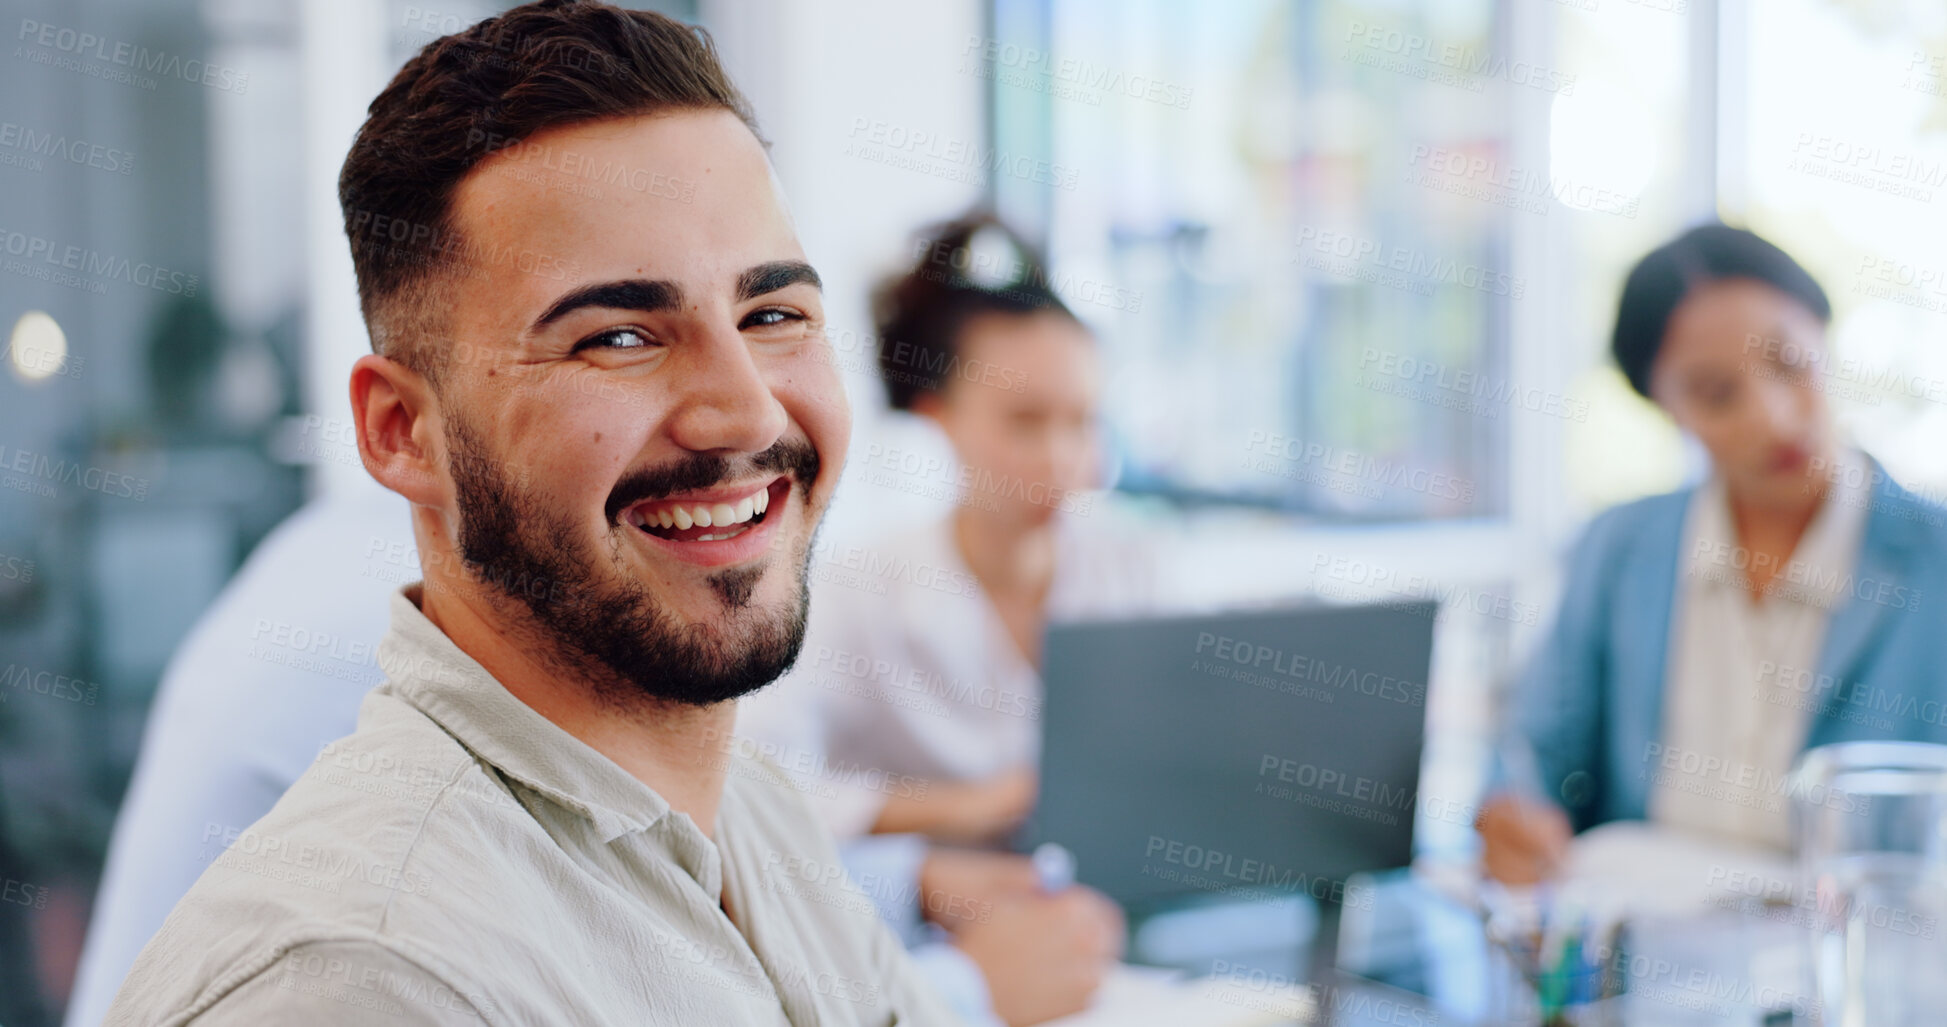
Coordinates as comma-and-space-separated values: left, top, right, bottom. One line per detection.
374, 584, 671, 844
1690, 446, 1872, 605
1789, 449, 1872, 590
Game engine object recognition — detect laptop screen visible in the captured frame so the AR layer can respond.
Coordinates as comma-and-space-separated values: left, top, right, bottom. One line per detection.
1021, 601, 1436, 915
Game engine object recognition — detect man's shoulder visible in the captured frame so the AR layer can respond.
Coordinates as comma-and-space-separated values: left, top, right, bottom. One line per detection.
216, 688, 552, 913
109, 933, 498, 1026
717, 750, 867, 873
720, 749, 845, 837
107, 693, 540, 1022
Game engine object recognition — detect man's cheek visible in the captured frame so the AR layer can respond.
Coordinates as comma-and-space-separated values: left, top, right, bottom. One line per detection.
795, 337, 850, 417
782, 351, 852, 501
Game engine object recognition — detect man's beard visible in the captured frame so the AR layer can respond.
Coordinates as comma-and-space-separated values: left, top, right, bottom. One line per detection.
443, 413, 821, 708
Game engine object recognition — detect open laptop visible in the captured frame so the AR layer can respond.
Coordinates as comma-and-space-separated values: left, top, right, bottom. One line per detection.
1018, 601, 1436, 922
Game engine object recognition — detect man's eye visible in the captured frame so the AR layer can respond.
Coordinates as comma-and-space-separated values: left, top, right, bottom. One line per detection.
743, 308, 805, 329
573, 327, 655, 352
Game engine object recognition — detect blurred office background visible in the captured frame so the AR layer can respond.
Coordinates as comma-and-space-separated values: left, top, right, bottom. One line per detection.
1, 0, 1943, 1021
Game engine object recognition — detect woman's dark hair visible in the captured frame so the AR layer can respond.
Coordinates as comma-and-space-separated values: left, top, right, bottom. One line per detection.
873, 212, 1079, 410
1611, 223, 1831, 398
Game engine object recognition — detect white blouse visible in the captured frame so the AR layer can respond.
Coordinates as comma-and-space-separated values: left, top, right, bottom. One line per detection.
737, 508, 1165, 839
1651, 449, 1871, 850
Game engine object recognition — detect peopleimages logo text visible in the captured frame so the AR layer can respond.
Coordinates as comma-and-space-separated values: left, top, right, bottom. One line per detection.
0, 227, 198, 296
16, 19, 250, 93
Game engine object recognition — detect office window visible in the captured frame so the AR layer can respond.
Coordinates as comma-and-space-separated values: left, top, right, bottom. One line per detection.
1726, 0, 1947, 500
1562, 0, 1947, 512
987, 0, 1527, 521
1550, 0, 1706, 511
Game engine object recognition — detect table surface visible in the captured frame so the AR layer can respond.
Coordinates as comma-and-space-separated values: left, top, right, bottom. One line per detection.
1335, 870, 1815, 1026
1053, 867, 1817, 1026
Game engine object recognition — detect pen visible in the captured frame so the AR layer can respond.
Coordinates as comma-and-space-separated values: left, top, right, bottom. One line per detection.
1033, 842, 1076, 893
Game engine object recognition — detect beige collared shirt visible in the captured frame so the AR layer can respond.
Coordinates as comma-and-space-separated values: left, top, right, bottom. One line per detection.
104, 585, 960, 1026
1654, 449, 1871, 850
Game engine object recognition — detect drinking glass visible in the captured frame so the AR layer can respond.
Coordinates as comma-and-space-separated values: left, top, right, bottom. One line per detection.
1791, 741, 1947, 1027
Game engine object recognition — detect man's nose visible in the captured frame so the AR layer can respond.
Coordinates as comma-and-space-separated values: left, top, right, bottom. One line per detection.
1756, 378, 1805, 438
664, 328, 788, 455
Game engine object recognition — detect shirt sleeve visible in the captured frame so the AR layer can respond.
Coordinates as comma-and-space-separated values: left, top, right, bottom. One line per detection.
1502, 507, 1625, 828
187, 941, 498, 1026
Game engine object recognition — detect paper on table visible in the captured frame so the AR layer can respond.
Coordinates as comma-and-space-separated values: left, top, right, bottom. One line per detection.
1558, 819, 1796, 921
1043, 963, 1315, 1027
1473, 822, 1803, 1013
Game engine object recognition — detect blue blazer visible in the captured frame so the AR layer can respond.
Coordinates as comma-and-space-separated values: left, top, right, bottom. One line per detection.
1516, 463, 1947, 831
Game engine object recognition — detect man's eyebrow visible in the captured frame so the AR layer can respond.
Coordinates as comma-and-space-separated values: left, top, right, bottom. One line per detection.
738, 260, 822, 302
531, 279, 684, 330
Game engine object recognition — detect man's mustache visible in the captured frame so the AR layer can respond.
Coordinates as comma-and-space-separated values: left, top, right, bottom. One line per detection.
603, 438, 821, 526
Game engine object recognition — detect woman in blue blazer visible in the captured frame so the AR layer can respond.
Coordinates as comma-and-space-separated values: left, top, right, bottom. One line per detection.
1480, 225, 1947, 883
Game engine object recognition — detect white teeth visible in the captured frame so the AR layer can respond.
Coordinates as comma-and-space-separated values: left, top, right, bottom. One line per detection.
632, 485, 772, 536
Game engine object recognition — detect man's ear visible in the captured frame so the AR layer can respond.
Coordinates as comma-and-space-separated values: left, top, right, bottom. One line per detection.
350, 353, 445, 506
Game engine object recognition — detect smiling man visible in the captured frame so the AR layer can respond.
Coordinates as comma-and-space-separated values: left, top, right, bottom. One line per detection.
103, 2, 959, 1023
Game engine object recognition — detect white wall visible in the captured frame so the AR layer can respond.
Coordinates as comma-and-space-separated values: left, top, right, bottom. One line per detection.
707, 0, 989, 541
298, 0, 389, 501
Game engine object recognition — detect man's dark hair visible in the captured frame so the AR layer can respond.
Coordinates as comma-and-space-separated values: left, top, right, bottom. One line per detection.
338, 0, 759, 385
1611, 223, 1830, 399
873, 212, 1080, 411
